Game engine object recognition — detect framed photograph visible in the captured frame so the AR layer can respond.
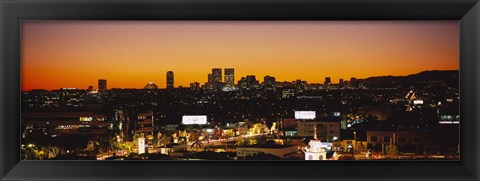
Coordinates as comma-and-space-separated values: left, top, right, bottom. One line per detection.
1, 0, 479, 180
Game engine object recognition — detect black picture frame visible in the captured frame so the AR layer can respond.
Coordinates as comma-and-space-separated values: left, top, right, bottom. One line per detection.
1, 0, 479, 180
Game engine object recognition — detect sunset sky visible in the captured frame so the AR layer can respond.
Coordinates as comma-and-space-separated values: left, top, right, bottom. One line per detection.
21, 21, 459, 91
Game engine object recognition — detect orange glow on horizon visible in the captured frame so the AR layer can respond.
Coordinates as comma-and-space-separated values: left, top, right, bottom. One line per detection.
21, 21, 459, 91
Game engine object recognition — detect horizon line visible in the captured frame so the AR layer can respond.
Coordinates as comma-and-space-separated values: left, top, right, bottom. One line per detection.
21, 69, 459, 91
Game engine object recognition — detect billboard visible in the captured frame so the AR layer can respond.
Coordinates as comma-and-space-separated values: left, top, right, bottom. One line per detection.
295, 111, 316, 119
413, 100, 424, 105
439, 115, 460, 124
182, 115, 207, 125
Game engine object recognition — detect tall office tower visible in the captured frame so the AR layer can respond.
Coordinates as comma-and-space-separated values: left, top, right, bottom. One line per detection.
224, 68, 234, 86
339, 78, 344, 84
207, 73, 212, 83
212, 68, 222, 83
324, 77, 331, 85
98, 79, 107, 92
204, 73, 214, 90
211, 68, 223, 91
166, 71, 174, 89
136, 111, 154, 145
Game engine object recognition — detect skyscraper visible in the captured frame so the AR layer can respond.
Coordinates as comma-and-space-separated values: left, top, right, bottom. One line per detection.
207, 73, 212, 83
324, 77, 331, 85
166, 71, 174, 89
204, 73, 214, 91
212, 68, 222, 83
224, 68, 234, 86
209, 68, 223, 91
98, 79, 107, 92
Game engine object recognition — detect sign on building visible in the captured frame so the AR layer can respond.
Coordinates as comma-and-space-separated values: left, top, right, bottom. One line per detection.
182, 115, 207, 125
295, 111, 316, 119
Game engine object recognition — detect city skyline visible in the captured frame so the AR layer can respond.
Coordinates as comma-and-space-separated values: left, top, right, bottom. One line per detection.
22, 21, 459, 90
21, 68, 458, 91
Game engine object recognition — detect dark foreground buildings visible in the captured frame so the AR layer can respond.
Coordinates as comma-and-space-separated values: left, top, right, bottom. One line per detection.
21, 70, 459, 160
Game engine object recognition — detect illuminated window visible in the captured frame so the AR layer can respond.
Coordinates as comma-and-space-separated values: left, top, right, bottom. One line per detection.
79, 117, 93, 121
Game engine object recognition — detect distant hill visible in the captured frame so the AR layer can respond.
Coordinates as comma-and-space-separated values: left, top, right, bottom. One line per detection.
361, 70, 459, 88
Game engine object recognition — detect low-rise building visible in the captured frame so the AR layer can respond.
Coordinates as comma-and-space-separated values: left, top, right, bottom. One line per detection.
22, 112, 108, 136
366, 130, 431, 147
297, 119, 340, 142
334, 140, 368, 153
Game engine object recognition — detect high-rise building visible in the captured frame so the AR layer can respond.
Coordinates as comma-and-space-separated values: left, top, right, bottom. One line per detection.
204, 73, 214, 90
98, 79, 107, 92
222, 68, 235, 91
166, 71, 174, 89
224, 68, 234, 86
207, 73, 212, 83
339, 79, 344, 84
115, 109, 131, 141
212, 68, 222, 83
324, 77, 331, 85
207, 68, 223, 91
136, 111, 154, 145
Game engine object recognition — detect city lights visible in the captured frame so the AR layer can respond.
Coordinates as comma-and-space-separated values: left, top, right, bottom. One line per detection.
20, 21, 459, 161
